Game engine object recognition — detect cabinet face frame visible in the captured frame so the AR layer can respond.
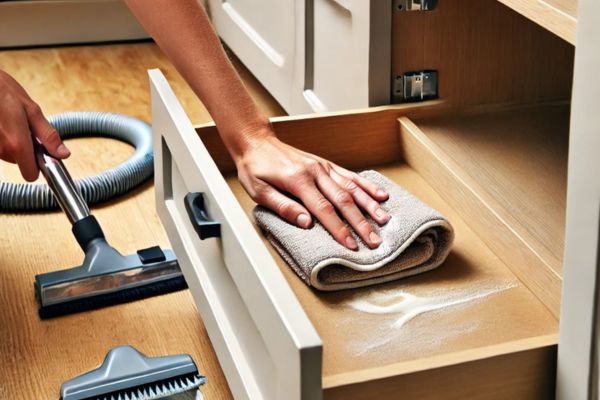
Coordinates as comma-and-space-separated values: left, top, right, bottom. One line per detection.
557, 0, 600, 398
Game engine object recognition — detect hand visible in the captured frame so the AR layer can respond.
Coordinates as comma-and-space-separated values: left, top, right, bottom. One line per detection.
0, 70, 70, 181
236, 134, 391, 250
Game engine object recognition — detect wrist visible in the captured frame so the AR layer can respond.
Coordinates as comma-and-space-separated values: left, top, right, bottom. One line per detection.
226, 120, 277, 162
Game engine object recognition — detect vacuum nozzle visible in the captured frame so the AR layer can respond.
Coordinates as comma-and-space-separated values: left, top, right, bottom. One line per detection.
33, 135, 187, 319
34, 238, 185, 319
60, 345, 206, 400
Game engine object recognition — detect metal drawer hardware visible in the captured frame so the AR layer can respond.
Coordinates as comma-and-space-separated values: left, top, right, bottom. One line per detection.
394, 0, 437, 11
184, 192, 221, 239
393, 70, 438, 103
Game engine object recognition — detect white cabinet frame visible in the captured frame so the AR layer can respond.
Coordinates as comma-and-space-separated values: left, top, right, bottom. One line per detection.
556, 0, 600, 398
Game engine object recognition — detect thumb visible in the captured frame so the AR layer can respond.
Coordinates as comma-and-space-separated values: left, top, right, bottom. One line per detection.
25, 103, 70, 159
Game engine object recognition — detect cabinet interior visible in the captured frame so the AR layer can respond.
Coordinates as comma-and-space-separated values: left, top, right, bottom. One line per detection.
392, 0, 574, 107
193, 0, 575, 395
196, 100, 562, 392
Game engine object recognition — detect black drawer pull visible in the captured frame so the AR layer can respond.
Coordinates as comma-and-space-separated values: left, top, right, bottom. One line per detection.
184, 192, 221, 239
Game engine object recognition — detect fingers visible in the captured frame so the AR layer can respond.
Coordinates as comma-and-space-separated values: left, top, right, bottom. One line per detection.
329, 169, 390, 225
332, 164, 389, 201
254, 182, 313, 228
0, 72, 65, 181
25, 103, 70, 159
8, 109, 39, 182
235, 136, 390, 250
313, 167, 382, 249
305, 186, 359, 250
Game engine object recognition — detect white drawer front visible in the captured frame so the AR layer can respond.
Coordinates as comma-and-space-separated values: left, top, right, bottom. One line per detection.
149, 69, 322, 400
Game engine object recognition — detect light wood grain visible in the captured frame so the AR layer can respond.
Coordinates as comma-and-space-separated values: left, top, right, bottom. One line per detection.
393, 0, 574, 107
496, 0, 577, 44
0, 42, 284, 399
323, 337, 557, 400
411, 105, 569, 266
322, 333, 558, 388
399, 104, 569, 318
197, 100, 447, 174
225, 160, 557, 395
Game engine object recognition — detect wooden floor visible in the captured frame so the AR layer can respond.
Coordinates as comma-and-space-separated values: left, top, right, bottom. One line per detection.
0, 41, 285, 399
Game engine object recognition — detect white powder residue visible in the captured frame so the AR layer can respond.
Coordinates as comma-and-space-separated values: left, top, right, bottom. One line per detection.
350, 283, 517, 329
345, 282, 518, 355
357, 318, 481, 356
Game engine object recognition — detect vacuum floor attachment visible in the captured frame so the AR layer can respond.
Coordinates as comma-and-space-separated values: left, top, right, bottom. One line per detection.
33, 140, 187, 319
60, 345, 206, 400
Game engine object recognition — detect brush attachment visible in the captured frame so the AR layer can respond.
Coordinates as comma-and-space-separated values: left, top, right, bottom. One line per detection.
60, 345, 205, 400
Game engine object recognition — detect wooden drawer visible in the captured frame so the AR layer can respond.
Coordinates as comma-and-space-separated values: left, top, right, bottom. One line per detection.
149, 69, 563, 399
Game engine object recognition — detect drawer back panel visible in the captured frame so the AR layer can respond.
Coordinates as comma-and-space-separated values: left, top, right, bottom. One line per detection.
196, 102, 445, 174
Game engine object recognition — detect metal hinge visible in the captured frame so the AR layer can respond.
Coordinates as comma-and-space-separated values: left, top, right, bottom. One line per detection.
392, 70, 438, 103
393, 0, 437, 11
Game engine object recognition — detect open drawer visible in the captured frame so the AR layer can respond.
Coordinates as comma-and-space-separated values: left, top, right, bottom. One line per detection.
150, 69, 562, 399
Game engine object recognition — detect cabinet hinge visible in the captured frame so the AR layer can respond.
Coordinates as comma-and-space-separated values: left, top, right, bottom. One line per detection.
392, 70, 438, 103
393, 0, 437, 11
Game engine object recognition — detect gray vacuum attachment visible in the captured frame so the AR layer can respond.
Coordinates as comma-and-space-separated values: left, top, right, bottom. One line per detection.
32, 123, 187, 319
60, 345, 206, 400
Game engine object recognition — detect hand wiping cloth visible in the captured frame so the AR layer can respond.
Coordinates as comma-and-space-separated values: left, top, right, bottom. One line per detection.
253, 170, 454, 290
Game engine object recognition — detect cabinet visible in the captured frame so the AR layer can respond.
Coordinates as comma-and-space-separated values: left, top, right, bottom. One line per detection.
150, 0, 589, 398
206, 0, 391, 114
0, 0, 148, 48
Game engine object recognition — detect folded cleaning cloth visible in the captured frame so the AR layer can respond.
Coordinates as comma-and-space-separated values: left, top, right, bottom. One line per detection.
253, 170, 455, 290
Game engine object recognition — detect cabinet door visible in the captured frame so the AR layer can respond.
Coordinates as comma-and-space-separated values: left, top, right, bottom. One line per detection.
207, 0, 299, 111
292, 0, 391, 114
208, 0, 391, 115
556, 0, 600, 398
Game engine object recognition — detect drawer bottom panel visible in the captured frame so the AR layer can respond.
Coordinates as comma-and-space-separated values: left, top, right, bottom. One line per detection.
225, 161, 557, 396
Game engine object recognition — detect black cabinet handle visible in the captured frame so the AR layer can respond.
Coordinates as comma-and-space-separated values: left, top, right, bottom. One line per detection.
184, 192, 221, 239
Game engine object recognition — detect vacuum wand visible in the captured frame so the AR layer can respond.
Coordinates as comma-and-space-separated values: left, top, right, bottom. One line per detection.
35, 142, 89, 225
32, 141, 187, 319
34, 142, 108, 252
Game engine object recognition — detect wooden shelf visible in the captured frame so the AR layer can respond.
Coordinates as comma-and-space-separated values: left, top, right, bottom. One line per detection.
496, 0, 577, 45
401, 103, 570, 315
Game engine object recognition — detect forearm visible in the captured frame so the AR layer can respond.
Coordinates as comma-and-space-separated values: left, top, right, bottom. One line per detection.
125, 0, 272, 160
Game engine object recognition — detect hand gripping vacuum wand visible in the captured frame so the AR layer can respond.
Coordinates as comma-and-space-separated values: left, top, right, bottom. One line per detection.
33, 141, 187, 319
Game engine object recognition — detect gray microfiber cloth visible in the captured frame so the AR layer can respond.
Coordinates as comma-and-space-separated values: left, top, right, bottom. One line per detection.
253, 170, 455, 291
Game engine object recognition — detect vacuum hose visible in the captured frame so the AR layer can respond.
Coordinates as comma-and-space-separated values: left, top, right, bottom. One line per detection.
0, 112, 153, 211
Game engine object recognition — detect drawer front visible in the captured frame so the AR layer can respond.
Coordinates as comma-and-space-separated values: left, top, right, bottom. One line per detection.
149, 69, 322, 400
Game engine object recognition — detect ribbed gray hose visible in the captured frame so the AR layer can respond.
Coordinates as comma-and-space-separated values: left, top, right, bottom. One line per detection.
0, 112, 153, 211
